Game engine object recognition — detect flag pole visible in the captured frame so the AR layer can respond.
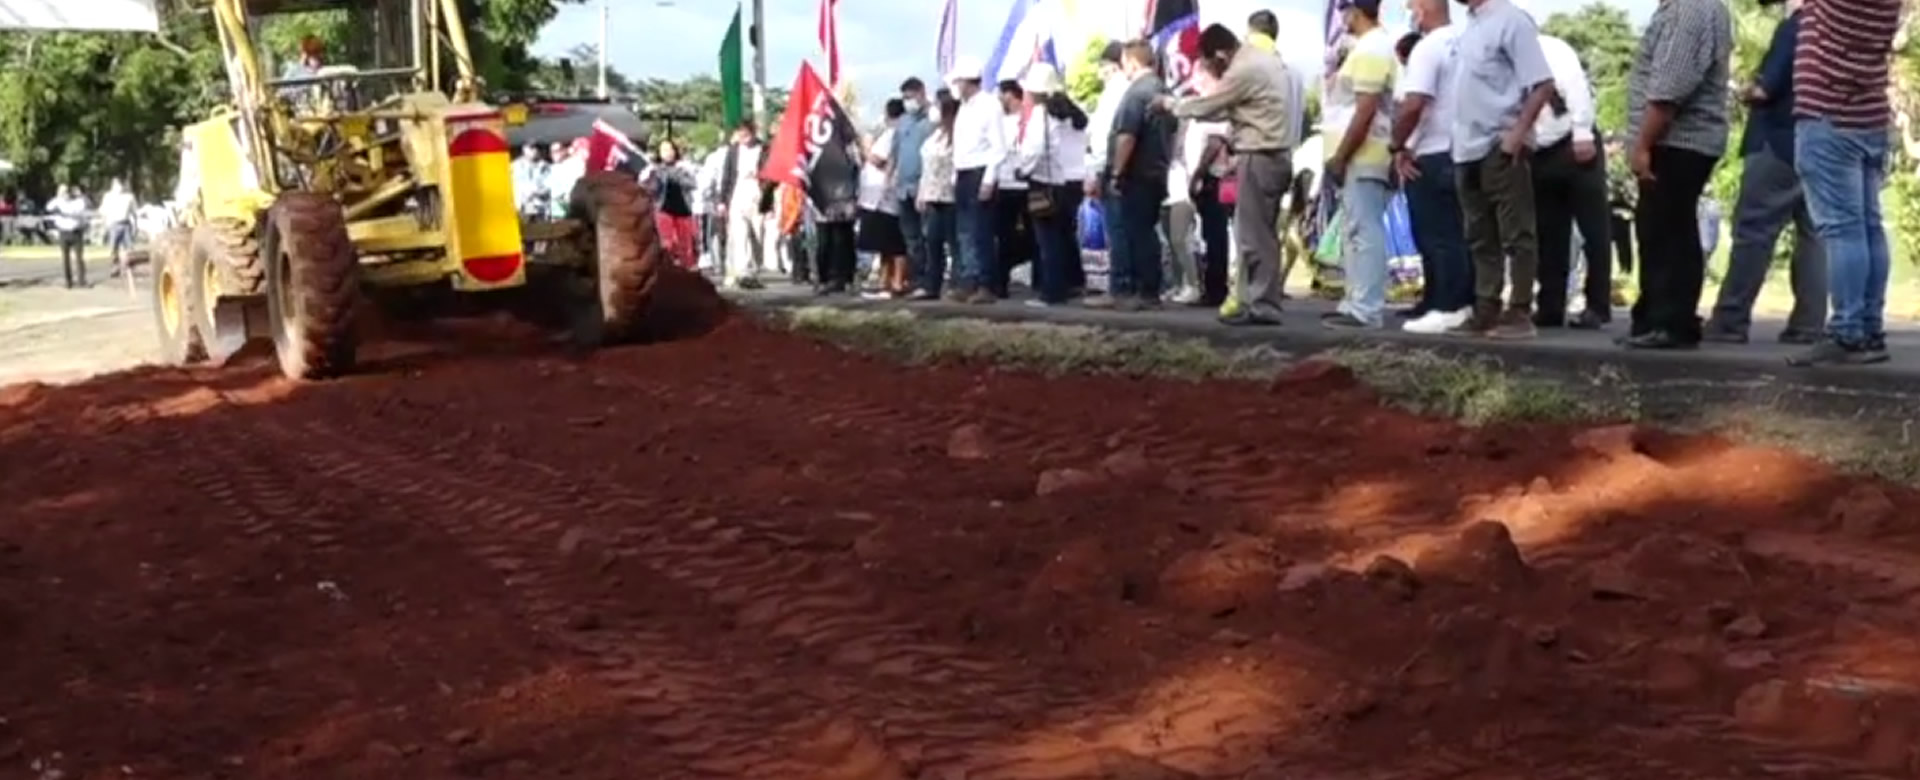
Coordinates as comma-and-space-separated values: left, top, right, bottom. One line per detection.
597, 0, 610, 98
752, 0, 769, 133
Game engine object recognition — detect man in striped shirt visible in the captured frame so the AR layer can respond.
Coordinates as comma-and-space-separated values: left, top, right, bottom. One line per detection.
1787, 0, 1901, 366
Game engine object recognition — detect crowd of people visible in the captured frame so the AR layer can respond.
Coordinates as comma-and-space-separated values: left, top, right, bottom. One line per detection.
516, 0, 1898, 368
1, 180, 158, 289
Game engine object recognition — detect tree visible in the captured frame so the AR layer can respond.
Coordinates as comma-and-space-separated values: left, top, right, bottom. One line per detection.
1539, 3, 1636, 134
0, 0, 577, 202
1065, 37, 1105, 107
633, 75, 788, 152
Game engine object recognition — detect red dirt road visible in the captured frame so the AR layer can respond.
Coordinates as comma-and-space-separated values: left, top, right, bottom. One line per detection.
3, 281, 1920, 778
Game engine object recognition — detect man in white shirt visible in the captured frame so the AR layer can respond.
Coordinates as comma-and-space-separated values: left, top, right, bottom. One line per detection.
97, 178, 137, 278
992, 79, 1034, 298
1389, 0, 1472, 334
47, 185, 91, 289
1530, 32, 1613, 329
944, 55, 1008, 303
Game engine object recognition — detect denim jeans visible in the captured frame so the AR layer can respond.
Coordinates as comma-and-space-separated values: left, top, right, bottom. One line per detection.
919, 201, 959, 295
1111, 181, 1167, 300
897, 196, 928, 291
1032, 183, 1084, 303
1404, 153, 1472, 312
953, 168, 994, 292
1337, 173, 1391, 325
1100, 192, 1129, 295
1795, 117, 1891, 345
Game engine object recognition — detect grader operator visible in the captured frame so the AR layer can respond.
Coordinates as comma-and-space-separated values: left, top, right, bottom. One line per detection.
137, 0, 661, 380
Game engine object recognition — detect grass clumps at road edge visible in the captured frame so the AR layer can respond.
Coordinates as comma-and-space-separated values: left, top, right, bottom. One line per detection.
782, 306, 1288, 380
1323, 344, 1630, 426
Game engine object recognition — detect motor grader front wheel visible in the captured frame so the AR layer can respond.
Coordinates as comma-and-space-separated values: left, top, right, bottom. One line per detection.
263, 193, 360, 380
564, 171, 661, 347
189, 218, 264, 364
150, 228, 206, 366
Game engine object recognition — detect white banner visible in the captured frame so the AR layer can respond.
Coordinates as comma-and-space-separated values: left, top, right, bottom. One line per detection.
0, 0, 161, 33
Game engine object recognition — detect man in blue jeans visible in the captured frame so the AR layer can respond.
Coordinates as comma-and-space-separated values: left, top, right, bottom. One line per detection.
944, 56, 1008, 303
892, 77, 937, 299
1090, 40, 1176, 310
1389, 0, 1470, 334
1787, 0, 1900, 366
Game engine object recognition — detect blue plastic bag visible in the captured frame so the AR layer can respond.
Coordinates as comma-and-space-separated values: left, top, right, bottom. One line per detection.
1078, 198, 1107, 251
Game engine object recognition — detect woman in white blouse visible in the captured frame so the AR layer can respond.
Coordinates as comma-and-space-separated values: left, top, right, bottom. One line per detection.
1012, 66, 1089, 306
910, 93, 963, 300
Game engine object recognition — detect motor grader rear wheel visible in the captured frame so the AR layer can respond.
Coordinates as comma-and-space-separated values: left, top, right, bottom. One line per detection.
150, 228, 206, 366
188, 218, 263, 364
263, 192, 360, 380
564, 171, 661, 347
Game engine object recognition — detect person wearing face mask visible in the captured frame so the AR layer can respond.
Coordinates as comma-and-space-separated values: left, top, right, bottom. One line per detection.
1390, 0, 1472, 335
717, 119, 767, 290
1447, 0, 1558, 339
891, 78, 937, 299
1702, 0, 1824, 347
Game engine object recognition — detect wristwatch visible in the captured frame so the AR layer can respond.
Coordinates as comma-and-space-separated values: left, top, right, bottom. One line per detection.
1388, 143, 1407, 155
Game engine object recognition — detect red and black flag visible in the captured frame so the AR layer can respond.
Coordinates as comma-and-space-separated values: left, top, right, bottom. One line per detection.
758, 62, 861, 216
1147, 0, 1201, 91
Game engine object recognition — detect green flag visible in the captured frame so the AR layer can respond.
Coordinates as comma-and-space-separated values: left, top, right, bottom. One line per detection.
719, 4, 745, 128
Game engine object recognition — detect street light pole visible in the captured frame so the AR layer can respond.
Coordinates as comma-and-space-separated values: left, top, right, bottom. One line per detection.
751, 0, 768, 133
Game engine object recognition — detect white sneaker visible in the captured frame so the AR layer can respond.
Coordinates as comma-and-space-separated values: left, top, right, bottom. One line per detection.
1169, 286, 1203, 305
1404, 308, 1468, 335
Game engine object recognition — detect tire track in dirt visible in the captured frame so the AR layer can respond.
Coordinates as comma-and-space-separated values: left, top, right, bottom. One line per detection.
269, 369, 1304, 779
224, 414, 816, 778
274, 417, 1127, 776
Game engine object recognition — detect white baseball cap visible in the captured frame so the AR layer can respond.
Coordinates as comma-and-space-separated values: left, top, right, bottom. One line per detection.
1020, 65, 1063, 95
946, 55, 985, 85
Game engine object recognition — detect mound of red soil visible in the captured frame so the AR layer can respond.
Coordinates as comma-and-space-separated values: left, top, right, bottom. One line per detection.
2, 315, 1918, 778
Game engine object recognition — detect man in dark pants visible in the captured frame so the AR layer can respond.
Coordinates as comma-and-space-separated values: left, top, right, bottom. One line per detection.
1703, 0, 1823, 345
1169, 23, 1295, 325
1531, 32, 1613, 329
891, 77, 936, 299
1389, 0, 1471, 334
991, 79, 1036, 298
1447, 0, 1557, 339
944, 56, 1008, 303
1100, 40, 1176, 310
1621, 0, 1732, 350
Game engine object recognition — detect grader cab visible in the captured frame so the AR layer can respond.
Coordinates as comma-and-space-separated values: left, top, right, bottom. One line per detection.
150, 0, 660, 379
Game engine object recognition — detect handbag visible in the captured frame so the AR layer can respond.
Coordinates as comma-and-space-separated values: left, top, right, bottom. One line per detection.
1024, 107, 1056, 218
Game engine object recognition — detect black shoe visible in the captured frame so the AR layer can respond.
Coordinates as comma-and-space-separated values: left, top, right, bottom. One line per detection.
1788, 338, 1887, 367
1532, 311, 1566, 329
1622, 330, 1698, 350
1219, 309, 1282, 327
1777, 328, 1822, 345
1568, 310, 1609, 330
1702, 326, 1749, 344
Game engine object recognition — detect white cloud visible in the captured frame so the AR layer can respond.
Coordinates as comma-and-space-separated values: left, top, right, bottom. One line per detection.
534, 0, 1658, 120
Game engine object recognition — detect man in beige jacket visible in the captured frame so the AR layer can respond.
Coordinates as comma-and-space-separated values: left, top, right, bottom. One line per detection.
1165, 24, 1295, 326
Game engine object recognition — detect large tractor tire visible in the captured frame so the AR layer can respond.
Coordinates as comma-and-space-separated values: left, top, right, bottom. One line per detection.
263, 192, 360, 380
189, 218, 264, 363
150, 228, 206, 366
565, 171, 661, 347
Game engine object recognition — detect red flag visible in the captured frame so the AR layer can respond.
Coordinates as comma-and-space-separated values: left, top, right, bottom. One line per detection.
759, 62, 861, 214
583, 118, 641, 172
816, 0, 841, 88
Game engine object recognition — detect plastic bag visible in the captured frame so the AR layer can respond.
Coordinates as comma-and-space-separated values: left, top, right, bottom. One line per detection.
1078, 197, 1107, 250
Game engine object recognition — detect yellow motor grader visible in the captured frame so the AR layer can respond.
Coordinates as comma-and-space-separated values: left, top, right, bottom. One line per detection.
146, 0, 660, 379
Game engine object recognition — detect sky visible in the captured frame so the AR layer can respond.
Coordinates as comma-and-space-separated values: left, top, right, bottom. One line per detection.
533, 0, 1659, 119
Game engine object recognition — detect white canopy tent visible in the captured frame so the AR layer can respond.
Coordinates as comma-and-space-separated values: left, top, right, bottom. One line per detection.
0, 0, 161, 33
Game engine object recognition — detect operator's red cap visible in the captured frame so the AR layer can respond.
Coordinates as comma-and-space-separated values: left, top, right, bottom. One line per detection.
300, 35, 325, 57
